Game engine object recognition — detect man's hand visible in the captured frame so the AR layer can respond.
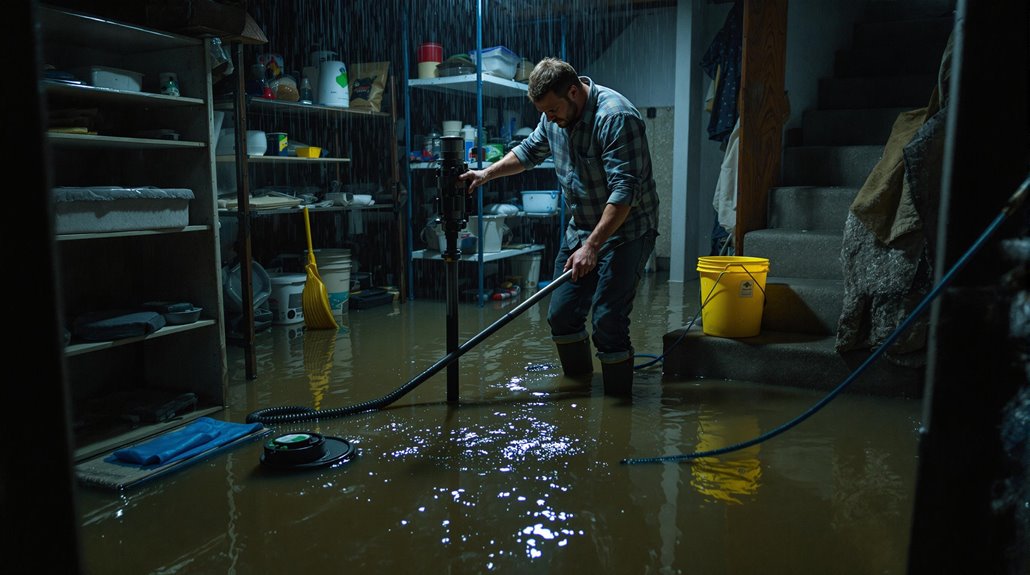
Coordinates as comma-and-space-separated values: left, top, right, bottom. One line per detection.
565, 242, 600, 281
458, 169, 489, 194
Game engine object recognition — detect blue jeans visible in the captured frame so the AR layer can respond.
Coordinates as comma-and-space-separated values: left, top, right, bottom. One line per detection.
547, 230, 657, 363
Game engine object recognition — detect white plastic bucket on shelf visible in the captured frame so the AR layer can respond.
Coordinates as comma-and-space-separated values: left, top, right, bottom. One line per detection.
467, 215, 509, 252
268, 273, 306, 325
522, 190, 560, 214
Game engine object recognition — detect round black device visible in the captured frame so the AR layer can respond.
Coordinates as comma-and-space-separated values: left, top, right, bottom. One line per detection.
260, 432, 355, 469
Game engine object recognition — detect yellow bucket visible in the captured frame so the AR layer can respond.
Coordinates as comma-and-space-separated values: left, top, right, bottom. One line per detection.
697, 256, 770, 338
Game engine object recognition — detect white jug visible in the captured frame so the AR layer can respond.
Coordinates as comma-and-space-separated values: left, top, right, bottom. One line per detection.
318, 60, 349, 108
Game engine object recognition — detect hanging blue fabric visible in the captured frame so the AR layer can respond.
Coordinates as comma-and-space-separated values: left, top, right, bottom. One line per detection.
699, 0, 742, 144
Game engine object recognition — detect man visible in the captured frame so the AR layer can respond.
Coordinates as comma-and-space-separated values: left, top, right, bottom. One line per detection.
460, 57, 659, 396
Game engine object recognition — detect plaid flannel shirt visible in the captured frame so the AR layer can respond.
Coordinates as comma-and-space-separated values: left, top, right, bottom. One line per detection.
512, 76, 659, 248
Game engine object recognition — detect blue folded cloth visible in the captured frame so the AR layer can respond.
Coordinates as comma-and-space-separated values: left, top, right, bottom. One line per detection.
113, 417, 264, 466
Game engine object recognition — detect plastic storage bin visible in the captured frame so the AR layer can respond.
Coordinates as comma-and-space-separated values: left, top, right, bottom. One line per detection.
53, 186, 193, 234
72, 65, 143, 92
467, 46, 520, 79
521, 190, 560, 214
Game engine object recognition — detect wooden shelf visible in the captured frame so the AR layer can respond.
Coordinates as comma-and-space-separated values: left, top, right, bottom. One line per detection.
64, 320, 217, 358
47, 132, 206, 149
56, 225, 211, 242
73, 406, 224, 463
40, 5, 199, 52
216, 96, 391, 118
44, 81, 206, 107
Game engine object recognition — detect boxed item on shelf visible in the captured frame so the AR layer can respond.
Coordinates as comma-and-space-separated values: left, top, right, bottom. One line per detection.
71, 65, 143, 92
53, 186, 194, 234
467, 46, 520, 79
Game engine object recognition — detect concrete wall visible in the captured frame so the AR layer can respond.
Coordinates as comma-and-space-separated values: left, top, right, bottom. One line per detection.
576, 1, 867, 272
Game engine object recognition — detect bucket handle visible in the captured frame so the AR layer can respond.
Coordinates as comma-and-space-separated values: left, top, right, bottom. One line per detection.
700, 265, 768, 314
717, 263, 768, 299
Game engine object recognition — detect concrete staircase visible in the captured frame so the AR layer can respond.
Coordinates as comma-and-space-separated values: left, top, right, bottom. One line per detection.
663, 5, 953, 398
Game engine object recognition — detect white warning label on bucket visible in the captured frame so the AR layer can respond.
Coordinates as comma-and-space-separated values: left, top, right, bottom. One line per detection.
739, 279, 754, 298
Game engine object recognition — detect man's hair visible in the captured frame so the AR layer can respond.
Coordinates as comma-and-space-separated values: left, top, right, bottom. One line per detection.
527, 57, 580, 102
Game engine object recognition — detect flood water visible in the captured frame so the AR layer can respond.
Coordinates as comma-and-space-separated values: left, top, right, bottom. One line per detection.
75, 271, 923, 574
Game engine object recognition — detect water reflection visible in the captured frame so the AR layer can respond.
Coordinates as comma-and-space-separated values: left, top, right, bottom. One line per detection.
689, 413, 763, 504
75, 274, 923, 574
302, 327, 340, 410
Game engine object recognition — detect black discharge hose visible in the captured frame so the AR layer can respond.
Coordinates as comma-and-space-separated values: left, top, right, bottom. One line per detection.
246, 268, 576, 425
621, 173, 1030, 465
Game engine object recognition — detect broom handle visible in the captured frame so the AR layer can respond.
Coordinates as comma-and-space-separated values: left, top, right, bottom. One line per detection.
304, 207, 315, 264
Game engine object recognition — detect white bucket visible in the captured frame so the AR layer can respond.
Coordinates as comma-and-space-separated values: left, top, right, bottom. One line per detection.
468, 215, 509, 253
321, 260, 352, 316
307, 248, 351, 269
268, 273, 306, 325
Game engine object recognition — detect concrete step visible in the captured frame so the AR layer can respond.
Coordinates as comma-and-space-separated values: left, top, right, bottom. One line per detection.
744, 228, 843, 280
762, 277, 844, 336
801, 107, 908, 146
781, 145, 882, 187
661, 330, 924, 398
851, 15, 953, 52
834, 42, 947, 78
862, 1, 955, 24
818, 74, 936, 110
768, 186, 856, 231
835, 16, 952, 78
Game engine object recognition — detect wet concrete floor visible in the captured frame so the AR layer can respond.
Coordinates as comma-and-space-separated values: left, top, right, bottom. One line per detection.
75, 271, 922, 574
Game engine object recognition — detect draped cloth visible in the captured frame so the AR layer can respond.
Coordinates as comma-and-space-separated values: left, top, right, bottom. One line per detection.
835, 34, 953, 366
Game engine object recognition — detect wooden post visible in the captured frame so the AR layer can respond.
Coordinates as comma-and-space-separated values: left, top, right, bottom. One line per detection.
736, 0, 789, 255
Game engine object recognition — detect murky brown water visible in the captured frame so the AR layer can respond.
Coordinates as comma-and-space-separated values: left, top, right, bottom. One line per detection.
75, 272, 922, 574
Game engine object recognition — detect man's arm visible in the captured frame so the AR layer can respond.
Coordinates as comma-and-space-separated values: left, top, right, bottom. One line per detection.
458, 151, 527, 192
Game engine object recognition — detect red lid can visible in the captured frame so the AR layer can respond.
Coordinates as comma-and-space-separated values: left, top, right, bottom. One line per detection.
418, 42, 443, 63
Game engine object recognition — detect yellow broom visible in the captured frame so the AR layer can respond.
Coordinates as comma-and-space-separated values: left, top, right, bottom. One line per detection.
302, 207, 339, 330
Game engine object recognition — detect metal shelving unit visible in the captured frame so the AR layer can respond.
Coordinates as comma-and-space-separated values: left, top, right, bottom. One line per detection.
401, 5, 562, 304
224, 54, 402, 379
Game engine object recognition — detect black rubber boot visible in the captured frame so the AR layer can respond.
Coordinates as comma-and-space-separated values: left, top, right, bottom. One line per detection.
601, 358, 634, 396
556, 338, 593, 379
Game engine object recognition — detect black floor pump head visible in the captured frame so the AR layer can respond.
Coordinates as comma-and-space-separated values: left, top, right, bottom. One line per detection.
436, 136, 473, 259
